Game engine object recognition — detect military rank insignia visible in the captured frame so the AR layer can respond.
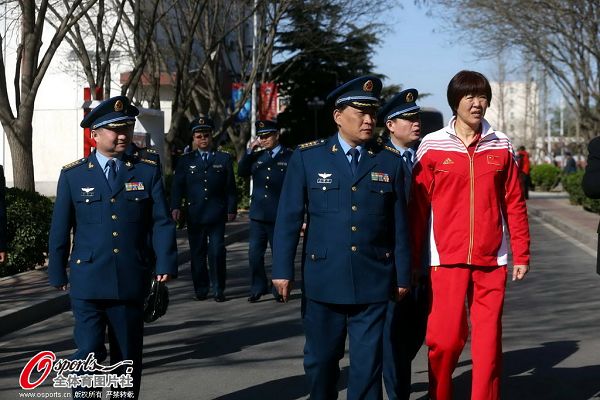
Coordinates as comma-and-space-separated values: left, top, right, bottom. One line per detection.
125, 182, 145, 191
371, 172, 390, 182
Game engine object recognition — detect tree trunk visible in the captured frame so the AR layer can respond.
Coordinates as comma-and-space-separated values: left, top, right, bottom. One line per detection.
4, 121, 35, 191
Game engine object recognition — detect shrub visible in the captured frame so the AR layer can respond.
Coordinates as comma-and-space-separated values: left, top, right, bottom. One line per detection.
562, 170, 600, 214
1, 188, 54, 277
530, 164, 561, 191
233, 160, 250, 210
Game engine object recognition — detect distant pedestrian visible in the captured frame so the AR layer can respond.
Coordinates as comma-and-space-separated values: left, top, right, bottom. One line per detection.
379, 88, 428, 400
238, 120, 292, 303
582, 136, 600, 275
563, 151, 577, 174
48, 96, 178, 399
516, 146, 531, 199
170, 116, 237, 302
410, 70, 530, 400
272, 75, 411, 399
0, 164, 7, 264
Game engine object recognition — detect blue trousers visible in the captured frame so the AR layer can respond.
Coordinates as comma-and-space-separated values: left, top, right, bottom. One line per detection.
382, 286, 429, 400
71, 298, 144, 399
248, 219, 276, 296
188, 221, 226, 296
303, 298, 387, 400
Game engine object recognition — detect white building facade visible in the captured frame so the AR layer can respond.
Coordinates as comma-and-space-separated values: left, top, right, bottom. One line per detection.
486, 80, 540, 151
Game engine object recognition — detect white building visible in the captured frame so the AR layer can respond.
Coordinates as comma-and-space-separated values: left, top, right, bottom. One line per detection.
1, 4, 251, 196
486, 80, 540, 150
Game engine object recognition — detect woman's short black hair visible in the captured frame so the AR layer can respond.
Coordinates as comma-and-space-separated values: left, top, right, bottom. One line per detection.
447, 70, 492, 115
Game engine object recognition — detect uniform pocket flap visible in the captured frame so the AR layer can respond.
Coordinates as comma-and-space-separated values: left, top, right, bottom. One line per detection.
310, 179, 339, 190
369, 182, 393, 194
306, 247, 327, 261
76, 192, 102, 203
125, 191, 150, 201
70, 249, 93, 263
374, 247, 393, 260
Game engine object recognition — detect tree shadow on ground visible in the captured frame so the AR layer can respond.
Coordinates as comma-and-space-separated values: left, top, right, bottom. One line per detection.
213, 366, 349, 400
416, 340, 600, 400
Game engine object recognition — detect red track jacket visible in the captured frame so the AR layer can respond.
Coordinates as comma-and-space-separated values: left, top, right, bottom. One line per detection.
409, 117, 530, 270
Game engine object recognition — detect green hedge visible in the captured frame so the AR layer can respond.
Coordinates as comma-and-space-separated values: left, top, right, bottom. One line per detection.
233, 160, 250, 211
1, 188, 54, 277
530, 164, 561, 191
562, 170, 600, 213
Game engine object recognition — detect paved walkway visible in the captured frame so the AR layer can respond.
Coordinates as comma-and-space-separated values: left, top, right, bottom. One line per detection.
527, 192, 598, 252
0, 213, 250, 337
0, 192, 597, 339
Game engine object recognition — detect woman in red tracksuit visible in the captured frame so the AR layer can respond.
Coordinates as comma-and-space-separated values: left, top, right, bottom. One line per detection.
409, 70, 530, 400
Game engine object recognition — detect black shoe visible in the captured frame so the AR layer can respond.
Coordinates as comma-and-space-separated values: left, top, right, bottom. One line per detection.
194, 293, 208, 301
275, 294, 285, 303
214, 294, 226, 302
247, 294, 262, 303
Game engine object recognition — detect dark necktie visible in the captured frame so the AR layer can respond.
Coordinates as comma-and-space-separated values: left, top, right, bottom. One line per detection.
202, 152, 208, 163
348, 148, 359, 175
269, 150, 274, 159
403, 151, 413, 172
107, 159, 118, 192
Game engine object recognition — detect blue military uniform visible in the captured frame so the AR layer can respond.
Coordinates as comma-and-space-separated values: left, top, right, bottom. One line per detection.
48, 96, 178, 399
273, 76, 411, 400
170, 117, 237, 301
238, 120, 292, 302
379, 89, 429, 400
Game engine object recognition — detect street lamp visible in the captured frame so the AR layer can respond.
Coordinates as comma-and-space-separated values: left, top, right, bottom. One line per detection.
307, 96, 325, 139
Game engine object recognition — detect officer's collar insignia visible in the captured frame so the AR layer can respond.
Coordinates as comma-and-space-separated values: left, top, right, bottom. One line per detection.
125, 161, 132, 167
371, 172, 390, 182
81, 187, 95, 196
363, 80, 374, 92
88, 162, 94, 169
114, 100, 124, 112
317, 172, 332, 184
406, 92, 414, 102
442, 157, 454, 165
331, 144, 338, 153
368, 149, 374, 156
125, 182, 145, 191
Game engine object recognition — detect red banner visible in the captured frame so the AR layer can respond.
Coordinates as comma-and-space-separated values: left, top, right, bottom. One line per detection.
259, 82, 278, 120
82, 87, 103, 157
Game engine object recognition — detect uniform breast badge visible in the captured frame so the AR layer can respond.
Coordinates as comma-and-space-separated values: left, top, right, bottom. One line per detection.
81, 187, 95, 196
371, 172, 390, 182
125, 182, 145, 191
317, 173, 333, 184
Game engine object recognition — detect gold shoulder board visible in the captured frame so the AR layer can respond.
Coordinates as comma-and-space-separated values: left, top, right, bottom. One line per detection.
299, 139, 326, 150
140, 158, 157, 166
384, 145, 401, 156
62, 158, 87, 170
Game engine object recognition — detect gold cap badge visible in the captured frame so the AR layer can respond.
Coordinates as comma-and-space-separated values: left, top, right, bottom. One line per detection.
199, 118, 204, 124
406, 92, 414, 102
259, 122, 264, 128
363, 80, 373, 92
114, 100, 123, 112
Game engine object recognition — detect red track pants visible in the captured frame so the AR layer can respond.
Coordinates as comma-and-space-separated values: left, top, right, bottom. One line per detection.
426, 264, 507, 400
